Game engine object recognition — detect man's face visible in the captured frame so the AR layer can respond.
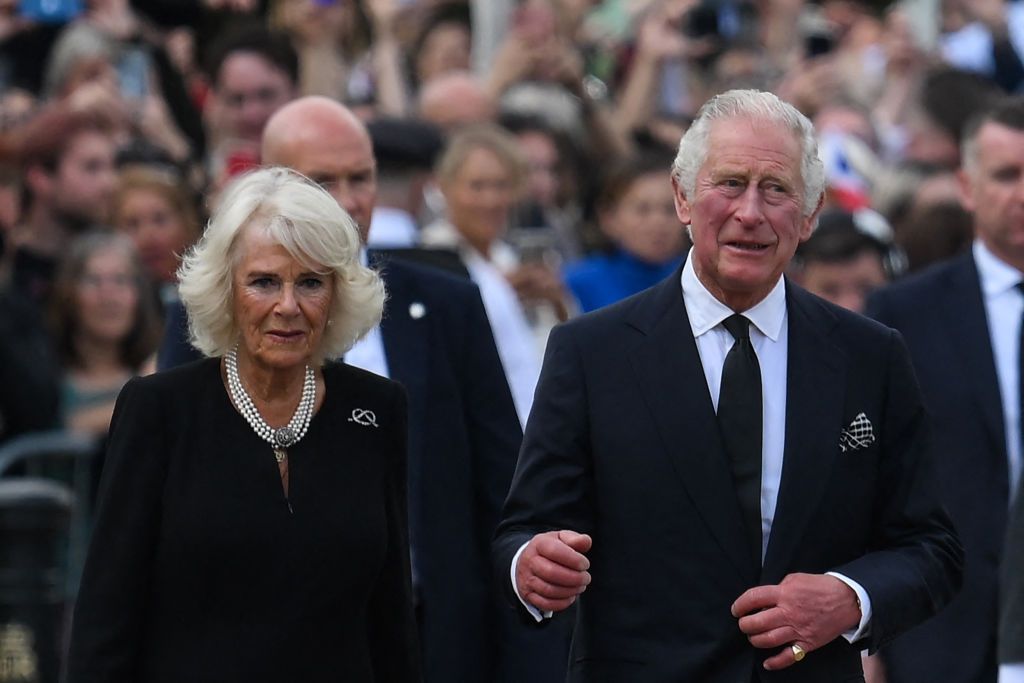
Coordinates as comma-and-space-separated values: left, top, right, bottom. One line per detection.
675, 117, 819, 311
52, 130, 117, 227
264, 125, 377, 241
960, 121, 1024, 270
800, 251, 887, 313
215, 52, 295, 142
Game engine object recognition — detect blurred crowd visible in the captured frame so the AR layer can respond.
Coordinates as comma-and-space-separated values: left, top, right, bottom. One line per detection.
0, 0, 1021, 678
2, 0, 1015, 446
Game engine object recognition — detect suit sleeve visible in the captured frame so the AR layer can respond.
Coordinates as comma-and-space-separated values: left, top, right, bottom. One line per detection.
367, 384, 422, 682
493, 323, 595, 616
831, 329, 964, 653
67, 378, 167, 682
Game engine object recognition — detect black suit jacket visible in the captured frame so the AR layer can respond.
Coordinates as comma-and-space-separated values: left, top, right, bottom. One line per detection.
69, 360, 418, 682
495, 270, 962, 682
867, 251, 1008, 682
1003, 486, 1024, 663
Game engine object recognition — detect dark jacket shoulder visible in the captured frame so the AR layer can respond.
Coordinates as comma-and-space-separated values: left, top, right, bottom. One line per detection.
868, 252, 972, 311
378, 257, 482, 306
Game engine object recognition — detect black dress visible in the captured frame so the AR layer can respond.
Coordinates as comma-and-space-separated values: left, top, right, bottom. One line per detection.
67, 358, 420, 682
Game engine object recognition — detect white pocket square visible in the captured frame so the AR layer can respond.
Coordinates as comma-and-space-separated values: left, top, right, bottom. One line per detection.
839, 412, 875, 453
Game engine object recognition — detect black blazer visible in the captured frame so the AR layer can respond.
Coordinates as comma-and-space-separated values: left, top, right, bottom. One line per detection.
156, 258, 567, 681
67, 359, 418, 682
367, 257, 569, 682
1003, 482, 1024, 664
495, 270, 963, 682
867, 251, 1008, 683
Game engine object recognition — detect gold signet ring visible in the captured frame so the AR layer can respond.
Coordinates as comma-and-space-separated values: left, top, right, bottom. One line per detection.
791, 644, 806, 662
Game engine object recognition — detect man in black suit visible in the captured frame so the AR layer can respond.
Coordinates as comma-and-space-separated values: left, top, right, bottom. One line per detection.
494, 89, 962, 682
260, 96, 568, 682
867, 97, 1024, 683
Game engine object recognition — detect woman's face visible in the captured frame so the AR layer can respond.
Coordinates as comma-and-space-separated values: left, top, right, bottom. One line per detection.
115, 188, 193, 284
231, 225, 334, 372
602, 172, 686, 265
443, 146, 518, 253
75, 246, 140, 346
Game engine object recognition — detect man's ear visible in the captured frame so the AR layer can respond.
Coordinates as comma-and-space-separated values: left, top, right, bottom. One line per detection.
956, 167, 976, 213
672, 177, 691, 225
799, 194, 826, 242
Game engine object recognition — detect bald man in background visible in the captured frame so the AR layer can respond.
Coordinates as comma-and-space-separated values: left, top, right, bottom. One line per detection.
262, 97, 570, 683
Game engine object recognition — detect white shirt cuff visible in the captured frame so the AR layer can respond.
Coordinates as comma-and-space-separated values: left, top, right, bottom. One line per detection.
511, 541, 553, 622
826, 571, 872, 643
999, 663, 1024, 682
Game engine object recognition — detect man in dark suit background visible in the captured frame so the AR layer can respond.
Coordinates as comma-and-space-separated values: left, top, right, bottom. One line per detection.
867, 97, 1024, 683
494, 89, 962, 682
260, 96, 569, 683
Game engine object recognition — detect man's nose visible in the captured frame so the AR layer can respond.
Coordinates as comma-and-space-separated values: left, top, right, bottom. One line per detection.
734, 185, 764, 225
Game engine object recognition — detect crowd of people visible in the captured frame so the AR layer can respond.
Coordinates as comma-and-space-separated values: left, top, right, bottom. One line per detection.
1, 0, 1024, 681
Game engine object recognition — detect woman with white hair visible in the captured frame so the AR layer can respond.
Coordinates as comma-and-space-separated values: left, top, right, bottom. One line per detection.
67, 167, 420, 682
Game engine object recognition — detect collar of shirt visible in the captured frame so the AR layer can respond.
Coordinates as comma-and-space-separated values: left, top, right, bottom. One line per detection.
367, 207, 419, 248
679, 249, 787, 341
974, 239, 1024, 298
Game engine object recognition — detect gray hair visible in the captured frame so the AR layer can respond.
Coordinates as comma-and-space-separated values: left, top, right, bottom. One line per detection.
44, 23, 117, 97
671, 89, 825, 216
177, 167, 384, 364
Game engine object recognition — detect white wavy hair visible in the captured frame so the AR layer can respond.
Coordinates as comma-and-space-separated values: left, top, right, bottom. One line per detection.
671, 89, 826, 217
177, 166, 384, 364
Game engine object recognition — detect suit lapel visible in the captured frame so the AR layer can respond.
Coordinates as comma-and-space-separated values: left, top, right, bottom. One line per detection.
762, 284, 845, 581
377, 264, 430, 399
627, 273, 756, 583
942, 253, 1007, 468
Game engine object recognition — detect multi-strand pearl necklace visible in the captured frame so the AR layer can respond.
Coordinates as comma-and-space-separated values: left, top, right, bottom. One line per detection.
225, 344, 316, 463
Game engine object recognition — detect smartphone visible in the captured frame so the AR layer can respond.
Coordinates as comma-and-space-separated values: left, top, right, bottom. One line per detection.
19, 0, 82, 23
117, 47, 151, 101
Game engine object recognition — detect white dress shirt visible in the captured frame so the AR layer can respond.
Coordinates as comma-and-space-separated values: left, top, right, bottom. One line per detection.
513, 252, 871, 641
975, 242, 1024, 682
367, 206, 419, 248
344, 249, 390, 379
974, 240, 1024, 501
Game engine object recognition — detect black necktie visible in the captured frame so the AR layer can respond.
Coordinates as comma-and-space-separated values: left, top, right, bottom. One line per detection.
718, 314, 763, 566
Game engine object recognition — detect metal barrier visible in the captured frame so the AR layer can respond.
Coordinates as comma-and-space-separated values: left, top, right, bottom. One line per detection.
0, 479, 72, 683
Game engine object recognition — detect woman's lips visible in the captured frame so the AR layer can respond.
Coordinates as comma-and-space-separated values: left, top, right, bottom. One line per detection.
266, 330, 305, 342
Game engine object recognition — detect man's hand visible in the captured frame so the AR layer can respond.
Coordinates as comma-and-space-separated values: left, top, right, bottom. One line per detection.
731, 573, 861, 671
516, 530, 592, 613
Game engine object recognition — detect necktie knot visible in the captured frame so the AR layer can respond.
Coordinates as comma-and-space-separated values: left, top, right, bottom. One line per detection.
723, 314, 751, 342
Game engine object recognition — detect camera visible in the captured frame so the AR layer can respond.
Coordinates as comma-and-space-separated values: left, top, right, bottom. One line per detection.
805, 32, 835, 58
684, 4, 720, 39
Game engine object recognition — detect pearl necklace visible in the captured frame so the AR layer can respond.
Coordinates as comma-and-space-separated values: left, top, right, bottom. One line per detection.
225, 345, 316, 463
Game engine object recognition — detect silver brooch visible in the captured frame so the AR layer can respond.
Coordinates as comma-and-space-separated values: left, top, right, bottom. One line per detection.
348, 409, 379, 428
